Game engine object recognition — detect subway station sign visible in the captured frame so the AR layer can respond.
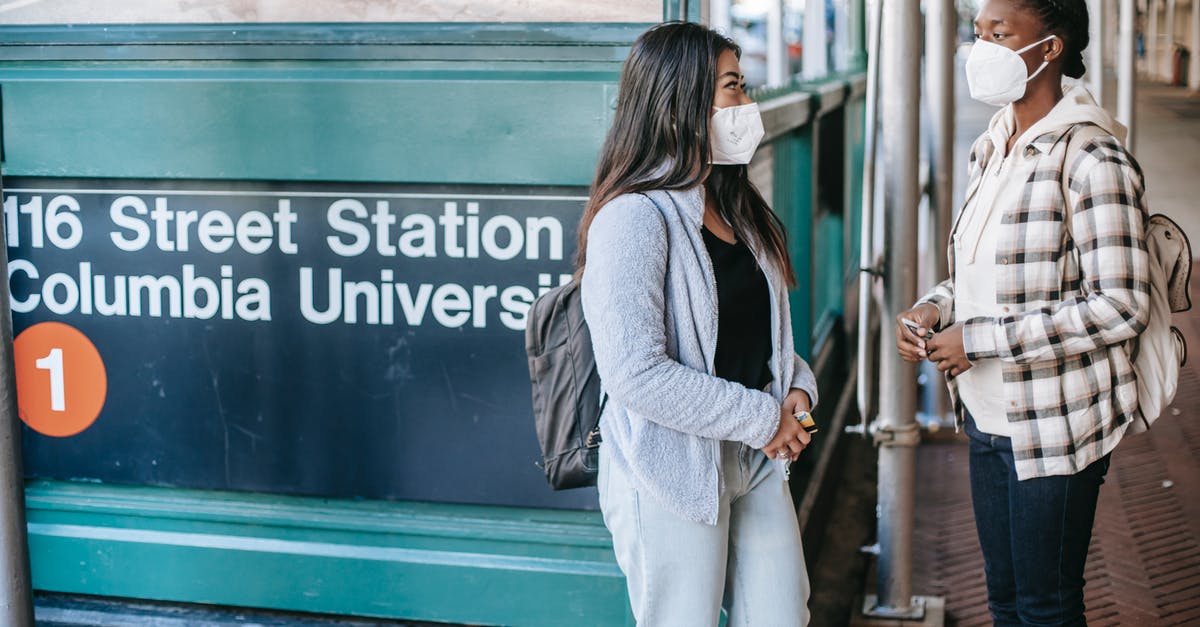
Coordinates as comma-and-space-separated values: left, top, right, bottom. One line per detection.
3, 178, 598, 510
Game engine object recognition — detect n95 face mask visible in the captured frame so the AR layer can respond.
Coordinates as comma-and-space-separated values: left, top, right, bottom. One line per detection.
709, 102, 765, 165
964, 35, 1057, 107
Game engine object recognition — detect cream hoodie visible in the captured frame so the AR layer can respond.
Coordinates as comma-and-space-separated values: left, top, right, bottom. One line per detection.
953, 84, 1126, 437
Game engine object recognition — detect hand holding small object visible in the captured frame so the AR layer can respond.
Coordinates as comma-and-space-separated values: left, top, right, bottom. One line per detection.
794, 410, 818, 434
926, 323, 973, 377
895, 304, 939, 362
762, 389, 814, 462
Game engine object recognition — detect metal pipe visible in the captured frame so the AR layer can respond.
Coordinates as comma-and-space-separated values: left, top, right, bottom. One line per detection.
925, 0, 954, 325
1192, 0, 1200, 89
1148, 0, 1160, 78
1118, 0, 1138, 152
1089, 0, 1106, 100
1166, 0, 1177, 80
1108, 0, 1118, 70
665, 0, 691, 22
0, 178, 35, 627
833, 0, 850, 72
767, 0, 788, 85
873, 0, 922, 612
1107, 0, 1120, 71
923, 0, 955, 427
848, 0, 868, 69
804, 0, 829, 79
856, 0, 884, 433
708, 0, 731, 34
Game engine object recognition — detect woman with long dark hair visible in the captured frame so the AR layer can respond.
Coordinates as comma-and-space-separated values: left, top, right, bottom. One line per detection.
579, 22, 818, 626
895, 0, 1149, 623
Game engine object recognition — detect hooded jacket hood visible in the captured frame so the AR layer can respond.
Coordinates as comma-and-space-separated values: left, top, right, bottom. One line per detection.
987, 83, 1126, 152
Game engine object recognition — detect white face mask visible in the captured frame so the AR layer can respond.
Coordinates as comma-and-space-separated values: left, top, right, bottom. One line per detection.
709, 102, 765, 165
964, 35, 1057, 107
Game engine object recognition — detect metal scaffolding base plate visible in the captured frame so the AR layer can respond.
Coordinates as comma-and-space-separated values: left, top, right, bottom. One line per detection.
851, 595, 945, 626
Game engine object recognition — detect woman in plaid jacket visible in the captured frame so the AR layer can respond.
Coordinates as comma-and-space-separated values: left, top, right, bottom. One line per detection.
895, 0, 1150, 625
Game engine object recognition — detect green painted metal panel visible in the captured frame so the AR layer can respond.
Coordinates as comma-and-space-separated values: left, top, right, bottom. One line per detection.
0, 75, 618, 185
0, 23, 651, 47
0, 23, 650, 62
772, 128, 816, 361
814, 212, 845, 321
0, 22, 639, 185
25, 481, 633, 626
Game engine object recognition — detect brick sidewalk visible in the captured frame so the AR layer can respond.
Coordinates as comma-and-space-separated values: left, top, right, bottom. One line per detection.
911, 267, 1200, 626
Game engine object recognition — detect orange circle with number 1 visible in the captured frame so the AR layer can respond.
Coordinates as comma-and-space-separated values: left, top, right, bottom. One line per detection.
13, 322, 107, 437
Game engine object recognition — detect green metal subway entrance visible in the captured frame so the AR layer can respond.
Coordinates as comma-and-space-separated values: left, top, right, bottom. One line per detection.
0, 4, 867, 625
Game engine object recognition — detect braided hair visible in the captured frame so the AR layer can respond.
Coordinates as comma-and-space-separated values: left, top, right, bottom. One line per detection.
1014, 0, 1090, 78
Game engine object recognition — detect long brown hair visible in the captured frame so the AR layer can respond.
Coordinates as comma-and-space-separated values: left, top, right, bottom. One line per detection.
575, 21, 796, 286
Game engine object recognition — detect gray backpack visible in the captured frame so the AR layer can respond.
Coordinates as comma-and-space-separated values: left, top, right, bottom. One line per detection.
525, 279, 607, 490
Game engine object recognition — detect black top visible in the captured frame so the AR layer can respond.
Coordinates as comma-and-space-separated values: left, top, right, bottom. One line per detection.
702, 227, 773, 391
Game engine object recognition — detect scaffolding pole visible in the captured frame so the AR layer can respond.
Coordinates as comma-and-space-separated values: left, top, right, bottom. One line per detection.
1118, 0, 1138, 152
1089, 0, 1106, 100
1166, 0, 1177, 80
767, 0, 788, 85
1149, 0, 1161, 78
804, 0, 829, 79
864, 0, 923, 615
1192, 0, 1200, 89
848, 0, 868, 68
708, 0, 731, 35
833, 0, 850, 72
0, 177, 35, 627
856, 0, 883, 434
922, 0, 955, 427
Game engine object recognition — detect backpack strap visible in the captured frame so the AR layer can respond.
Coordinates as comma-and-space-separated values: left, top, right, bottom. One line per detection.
586, 395, 606, 448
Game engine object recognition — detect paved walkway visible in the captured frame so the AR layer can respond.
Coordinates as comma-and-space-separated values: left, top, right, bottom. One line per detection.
912, 77, 1200, 627
1104, 81, 1200, 243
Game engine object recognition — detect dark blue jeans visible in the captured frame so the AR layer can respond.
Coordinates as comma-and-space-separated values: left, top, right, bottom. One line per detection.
965, 414, 1110, 627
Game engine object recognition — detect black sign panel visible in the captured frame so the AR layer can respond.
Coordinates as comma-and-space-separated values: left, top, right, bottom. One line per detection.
3, 178, 599, 510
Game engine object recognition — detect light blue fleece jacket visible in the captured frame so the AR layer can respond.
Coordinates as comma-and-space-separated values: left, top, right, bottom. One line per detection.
581, 187, 820, 525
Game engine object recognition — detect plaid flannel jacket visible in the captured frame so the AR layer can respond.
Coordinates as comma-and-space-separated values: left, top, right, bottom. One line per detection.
918, 123, 1151, 480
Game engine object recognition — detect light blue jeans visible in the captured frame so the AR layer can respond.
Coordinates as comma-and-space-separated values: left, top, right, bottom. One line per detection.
598, 440, 811, 627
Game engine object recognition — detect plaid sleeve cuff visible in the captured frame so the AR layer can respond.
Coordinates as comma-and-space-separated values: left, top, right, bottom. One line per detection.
915, 278, 955, 331
916, 295, 952, 331
961, 316, 999, 360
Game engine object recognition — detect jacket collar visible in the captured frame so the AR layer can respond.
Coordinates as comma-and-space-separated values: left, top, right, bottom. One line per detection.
644, 159, 707, 225
1027, 128, 1071, 156
669, 185, 706, 226
978, 126, 1071, 166
984, 96, 1086, 160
